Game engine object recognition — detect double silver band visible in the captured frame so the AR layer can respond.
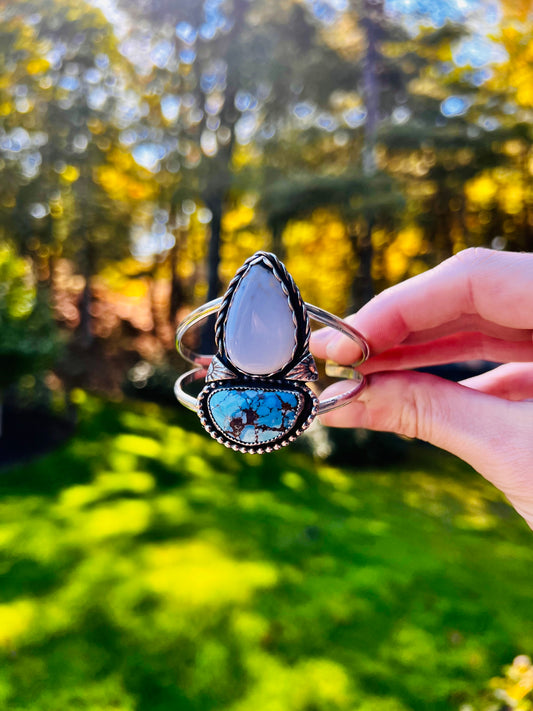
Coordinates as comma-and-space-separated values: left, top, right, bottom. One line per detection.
175, 297, 369, 415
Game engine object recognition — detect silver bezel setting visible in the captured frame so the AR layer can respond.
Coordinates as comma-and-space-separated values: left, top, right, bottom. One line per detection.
198, 380, 319, 454
209, 251, 318, 383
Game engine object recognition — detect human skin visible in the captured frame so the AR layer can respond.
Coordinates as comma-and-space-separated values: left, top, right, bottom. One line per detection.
310, 248, 533, 529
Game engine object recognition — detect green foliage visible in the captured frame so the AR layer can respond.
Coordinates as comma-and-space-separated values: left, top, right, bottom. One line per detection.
0, 246, 35, 321
2, 0, 533, 314
0, 246, 59, 390
260, 171, 405, 233
0, 396, 532, 710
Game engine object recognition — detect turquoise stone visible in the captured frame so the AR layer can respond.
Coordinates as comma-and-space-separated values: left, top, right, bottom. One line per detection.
208, 387, 303, 445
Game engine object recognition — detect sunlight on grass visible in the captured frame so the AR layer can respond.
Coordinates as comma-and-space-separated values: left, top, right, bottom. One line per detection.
231, 654, 355, 711
401, 470, 503, 531
77, 499, 152, 540
59, 472, 155, 510
0, 395, 532, 711
143, 541, 278, 607
0, 599, 35, 648
113, 433, 162, 459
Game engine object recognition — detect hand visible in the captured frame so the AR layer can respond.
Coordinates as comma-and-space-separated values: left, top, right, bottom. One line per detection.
311, 248, 533, 528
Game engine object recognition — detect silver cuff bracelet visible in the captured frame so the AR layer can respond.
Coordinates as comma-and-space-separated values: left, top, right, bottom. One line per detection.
175, 251, 369, 454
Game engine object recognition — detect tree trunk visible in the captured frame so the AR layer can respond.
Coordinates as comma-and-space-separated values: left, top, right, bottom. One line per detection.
349, 219, 375, 312
271, 220, 285, 260
148, 262, 159, 337
205, 193, 224, 302
78, 278, 92, 347
348, 0, 383, 312
357, 224, 375, 305
78, 239, 94, 348
353, 224, 376, 312
361, 0, 382, 176
202, 0, 247, 305
524, 206, 533, 252
47, 253, 56, 291
167, 203, 186, 325
168, 232, 184, 325
520, 151, 533, 251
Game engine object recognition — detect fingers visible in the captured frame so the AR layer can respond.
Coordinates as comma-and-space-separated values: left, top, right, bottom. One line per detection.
319, 371, 533, 503
317, 248, 533, 365
311, 326, 345, 361
356, 333, 533, 374
460, 363, 533, 401
312, 249, 533, 529
400, 315, 532, 345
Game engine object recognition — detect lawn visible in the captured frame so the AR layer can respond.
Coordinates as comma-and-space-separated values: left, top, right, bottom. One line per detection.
0, 394, 532, 711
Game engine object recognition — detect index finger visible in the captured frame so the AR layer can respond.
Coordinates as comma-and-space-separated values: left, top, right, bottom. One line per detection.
326, 248, 533, 364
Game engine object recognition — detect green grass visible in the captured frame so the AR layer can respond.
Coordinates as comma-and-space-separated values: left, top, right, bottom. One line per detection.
0, 394, 532, 711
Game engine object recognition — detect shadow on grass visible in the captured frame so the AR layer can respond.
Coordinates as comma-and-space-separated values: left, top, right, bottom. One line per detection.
0, 394, 532, 711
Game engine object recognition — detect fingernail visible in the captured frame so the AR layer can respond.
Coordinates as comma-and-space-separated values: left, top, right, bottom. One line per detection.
326, 334, 363, 364
325, 332, 342, 358
311, 328, 333, 343
325, 331, 341, 348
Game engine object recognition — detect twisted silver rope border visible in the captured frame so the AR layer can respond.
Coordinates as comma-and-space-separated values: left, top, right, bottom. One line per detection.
213, 251, 310, 374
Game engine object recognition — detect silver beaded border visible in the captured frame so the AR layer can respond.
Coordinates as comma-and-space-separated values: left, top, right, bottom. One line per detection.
197, 380, 319, 454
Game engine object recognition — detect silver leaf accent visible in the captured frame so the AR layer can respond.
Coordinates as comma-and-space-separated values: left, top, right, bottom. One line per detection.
284, 352, 319, 382
206, 356, 238, 382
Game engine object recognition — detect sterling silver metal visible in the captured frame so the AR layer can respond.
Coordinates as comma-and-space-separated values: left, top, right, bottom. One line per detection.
174, 363, 366, 415
175, 251, 369, 453
175, 299, 370, 371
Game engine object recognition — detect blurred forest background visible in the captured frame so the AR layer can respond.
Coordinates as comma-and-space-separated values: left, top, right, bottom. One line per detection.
2, 1, 533, 710
2, 0, 533, 404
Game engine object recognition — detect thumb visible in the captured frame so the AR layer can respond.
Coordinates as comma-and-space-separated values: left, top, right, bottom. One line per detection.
460, 362, 533, 401
320, 371, 533, 506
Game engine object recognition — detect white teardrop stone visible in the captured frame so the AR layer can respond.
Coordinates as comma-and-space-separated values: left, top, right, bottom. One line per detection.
224, 264, 297, 375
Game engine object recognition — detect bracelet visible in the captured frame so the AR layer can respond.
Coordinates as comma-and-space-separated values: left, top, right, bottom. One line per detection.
175, 251, 369, 454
